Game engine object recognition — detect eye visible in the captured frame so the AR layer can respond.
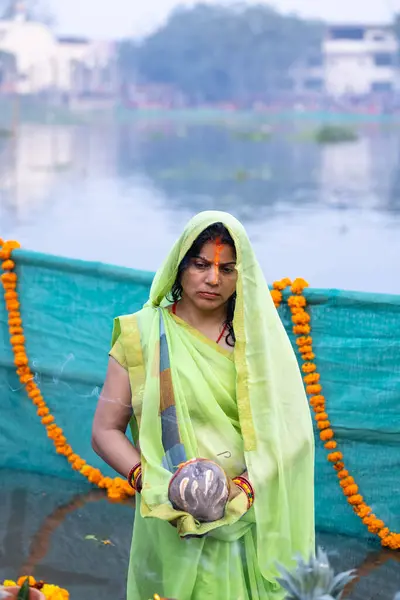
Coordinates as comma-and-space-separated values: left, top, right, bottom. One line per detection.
221, 266, 235, 274
194, 261, 208, 270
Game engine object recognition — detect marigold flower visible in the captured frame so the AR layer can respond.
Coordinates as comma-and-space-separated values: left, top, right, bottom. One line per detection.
291, 278, 309, 293
302, 362, 317, 373
8, 318, 22, 327
288, 295, 307, 308
299, 345, 313, 355
348, 494, 363, 505
304, 373, 320, 385
12, 345, 25, 354
324, 441, 337, 450
344, 484, 359, 496
320, 429, 334, 441
4, 290, 18, 301
296, 335, 312, 346
309, 395, 325, 407
1, 271, 17, 282
333, 461, 345, 471
41, 583, 70, 599
17, 576, 36, 586
327, 451, 343, 463
270, 290, 282, 305
40, 416, 54, 427
2, 259, 15, 270
340, 476, 355, 487
306, 384, 322, 395
293, 325, 311, 335
378, 527, 390, 539
315, 412, 329, 421
355, 505, 371, 518
6, 316, 24, 326
273, 278, 292, 291
292, 312, 311, 325
14, 353, 28, 366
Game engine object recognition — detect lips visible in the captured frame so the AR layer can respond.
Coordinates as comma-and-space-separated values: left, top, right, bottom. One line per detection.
198, 291, 220, 298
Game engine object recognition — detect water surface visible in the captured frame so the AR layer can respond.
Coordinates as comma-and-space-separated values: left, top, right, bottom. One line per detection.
1, 120, 400, 293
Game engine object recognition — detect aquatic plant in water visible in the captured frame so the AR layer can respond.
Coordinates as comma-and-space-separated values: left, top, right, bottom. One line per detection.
276, 547, 356, 600
314, 125, 358, 144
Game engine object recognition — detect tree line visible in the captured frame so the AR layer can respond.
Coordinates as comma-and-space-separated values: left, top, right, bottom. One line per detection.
118, 3, 324, 104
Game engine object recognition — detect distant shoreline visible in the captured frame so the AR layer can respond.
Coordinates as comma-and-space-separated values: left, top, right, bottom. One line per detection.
1, 98, 400, 130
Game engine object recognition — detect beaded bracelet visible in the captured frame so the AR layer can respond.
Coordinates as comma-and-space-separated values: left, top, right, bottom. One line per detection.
127, 462, 142, 492
232, 475, 255, 509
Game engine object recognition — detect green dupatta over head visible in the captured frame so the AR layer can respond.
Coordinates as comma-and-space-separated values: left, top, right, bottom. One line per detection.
112, 211, 315, 592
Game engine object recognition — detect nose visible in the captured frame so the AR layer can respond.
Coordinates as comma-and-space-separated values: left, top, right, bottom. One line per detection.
206, 264, 219, 286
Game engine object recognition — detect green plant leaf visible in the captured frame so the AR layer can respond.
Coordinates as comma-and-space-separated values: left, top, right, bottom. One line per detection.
17, 579, 30, 600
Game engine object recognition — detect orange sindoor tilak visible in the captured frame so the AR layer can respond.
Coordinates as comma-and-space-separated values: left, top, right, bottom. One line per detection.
211, 238, 223, 284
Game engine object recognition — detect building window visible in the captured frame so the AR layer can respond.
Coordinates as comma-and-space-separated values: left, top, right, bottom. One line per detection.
279, 78, 294, 90
307, 56, 323, 67
374, 53, 394, 66
371, 81, 393, 92
305, 78, 323, 91
330, 27, 365, 40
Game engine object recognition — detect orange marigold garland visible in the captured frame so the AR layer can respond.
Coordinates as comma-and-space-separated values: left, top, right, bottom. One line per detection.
0, 239, 134, 502
271, 277, 400, 550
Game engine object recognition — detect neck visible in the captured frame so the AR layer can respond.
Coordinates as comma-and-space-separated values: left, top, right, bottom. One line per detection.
177, 295, 228, 328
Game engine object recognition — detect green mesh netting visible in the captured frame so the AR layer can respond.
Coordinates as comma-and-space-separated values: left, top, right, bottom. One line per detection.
0, 249, 399, 540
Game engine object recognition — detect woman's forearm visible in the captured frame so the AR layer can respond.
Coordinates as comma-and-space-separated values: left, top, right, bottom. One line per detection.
92, 429, 140, 479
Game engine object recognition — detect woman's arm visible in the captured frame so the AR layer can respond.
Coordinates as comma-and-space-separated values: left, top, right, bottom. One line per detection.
92, 357, 140, 478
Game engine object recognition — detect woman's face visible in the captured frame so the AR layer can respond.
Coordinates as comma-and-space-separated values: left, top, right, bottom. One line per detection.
180, 240, 237, 311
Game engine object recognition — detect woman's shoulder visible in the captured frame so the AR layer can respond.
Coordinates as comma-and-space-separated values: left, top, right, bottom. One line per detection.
114, 305, 157, 326
113, 305, 161, 344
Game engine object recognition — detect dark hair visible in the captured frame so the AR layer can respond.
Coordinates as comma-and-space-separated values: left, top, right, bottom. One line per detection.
169, 222, 236, 347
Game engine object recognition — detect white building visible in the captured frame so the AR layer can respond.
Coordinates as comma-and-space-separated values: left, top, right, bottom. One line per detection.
0, 14, 117, 98
323, 24, 399, 97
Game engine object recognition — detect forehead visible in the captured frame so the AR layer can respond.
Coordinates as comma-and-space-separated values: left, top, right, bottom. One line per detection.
198, 240, 236, 263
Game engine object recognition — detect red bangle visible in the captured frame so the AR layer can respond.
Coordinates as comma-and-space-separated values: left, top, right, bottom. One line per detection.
127, 462, 142, 491
233, 475, 255, 509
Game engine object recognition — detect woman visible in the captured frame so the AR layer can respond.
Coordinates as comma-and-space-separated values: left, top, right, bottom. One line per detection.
92, 211, 315, 600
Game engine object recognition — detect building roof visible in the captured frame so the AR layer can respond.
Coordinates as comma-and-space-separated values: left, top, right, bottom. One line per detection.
58, 36, 89, 45
327, 23, 393, 31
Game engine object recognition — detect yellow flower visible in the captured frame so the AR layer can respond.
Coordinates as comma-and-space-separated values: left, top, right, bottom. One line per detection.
41, 584, 70, 599
3, 580, 17, 586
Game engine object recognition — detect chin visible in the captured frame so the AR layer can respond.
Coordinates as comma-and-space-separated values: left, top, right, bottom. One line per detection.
195, 295, 225, 310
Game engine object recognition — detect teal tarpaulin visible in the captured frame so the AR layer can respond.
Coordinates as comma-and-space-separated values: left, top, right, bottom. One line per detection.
0, 249, 399, 540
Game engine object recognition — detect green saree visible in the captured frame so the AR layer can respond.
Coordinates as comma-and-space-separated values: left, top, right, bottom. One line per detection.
109, 211, 315, 600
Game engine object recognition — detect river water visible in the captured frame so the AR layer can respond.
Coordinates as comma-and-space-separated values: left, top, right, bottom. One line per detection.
1, 118, 400, 293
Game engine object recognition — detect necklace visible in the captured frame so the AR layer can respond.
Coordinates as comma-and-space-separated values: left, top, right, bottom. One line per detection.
172, 301, 227, 344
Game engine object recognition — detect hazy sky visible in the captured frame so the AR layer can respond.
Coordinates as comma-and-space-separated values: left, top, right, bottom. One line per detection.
52, 0, 398, 39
